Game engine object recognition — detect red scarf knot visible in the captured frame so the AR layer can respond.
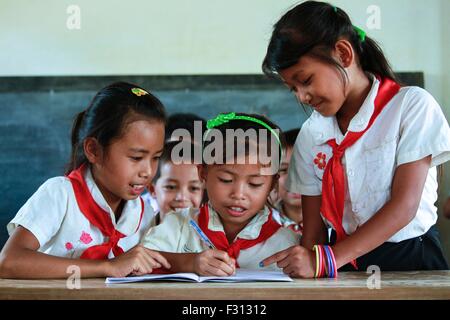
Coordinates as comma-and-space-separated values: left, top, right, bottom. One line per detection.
67, 164, 144, 260
198, 204, 281, 267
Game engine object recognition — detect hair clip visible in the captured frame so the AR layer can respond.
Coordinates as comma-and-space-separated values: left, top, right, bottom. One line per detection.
332, 5, 337, 13
131, 88, 149, 96
353, 25, 366, 42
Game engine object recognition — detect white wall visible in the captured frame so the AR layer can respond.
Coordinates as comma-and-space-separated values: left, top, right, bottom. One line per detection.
0, 0, 447, 124
0, 0, 447, 108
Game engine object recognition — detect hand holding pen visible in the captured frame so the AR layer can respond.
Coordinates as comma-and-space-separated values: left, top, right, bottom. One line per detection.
189, 219, 236, 276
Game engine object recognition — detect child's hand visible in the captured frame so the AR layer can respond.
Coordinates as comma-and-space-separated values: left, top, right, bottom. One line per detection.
106, 245, 171, 277
260, 245, 315, 278
193, 249, 236, 276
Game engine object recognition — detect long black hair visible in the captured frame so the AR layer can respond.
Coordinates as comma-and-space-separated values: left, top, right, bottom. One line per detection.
263, 1, 397, 83
66, 82, 166, 174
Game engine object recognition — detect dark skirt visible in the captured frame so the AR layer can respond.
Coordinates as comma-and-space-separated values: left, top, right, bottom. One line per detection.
329, 225, 449, 271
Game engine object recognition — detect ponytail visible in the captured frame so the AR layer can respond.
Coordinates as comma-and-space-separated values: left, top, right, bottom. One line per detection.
66, 110, 87, 175
358, 36, 398, 82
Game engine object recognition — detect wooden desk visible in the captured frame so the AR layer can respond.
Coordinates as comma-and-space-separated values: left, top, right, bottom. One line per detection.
0, 271, 449, 300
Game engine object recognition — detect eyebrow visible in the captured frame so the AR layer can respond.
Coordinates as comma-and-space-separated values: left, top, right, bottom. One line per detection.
292, 71, 304, 82
163, 179, 201, 184
129, 148, 164, 154
218, 168, 263, 178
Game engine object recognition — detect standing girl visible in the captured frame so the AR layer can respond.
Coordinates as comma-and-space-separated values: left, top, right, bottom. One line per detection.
261, 1, 450, 277
141, 112, 299, 275
0, 82, 171, 279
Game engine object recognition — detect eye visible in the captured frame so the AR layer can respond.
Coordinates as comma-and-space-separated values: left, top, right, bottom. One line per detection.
163, 185, 176, 191
218, 177, 232, 184
189, 186, 202, 192
302, 76, 312, 86
130, 156, 142, 161
249, 182, 264, 188
152, 155, 161, 161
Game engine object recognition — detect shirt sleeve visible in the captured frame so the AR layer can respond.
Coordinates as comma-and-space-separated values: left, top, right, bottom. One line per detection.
396, 87, 450, 167
285, 126, 322, 195
7, 177, 70, 248
140, 209, 189, 252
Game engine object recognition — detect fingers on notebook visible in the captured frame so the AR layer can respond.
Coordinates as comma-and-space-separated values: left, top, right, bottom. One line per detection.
145, 249, 171, 269
260, 247, 291, 267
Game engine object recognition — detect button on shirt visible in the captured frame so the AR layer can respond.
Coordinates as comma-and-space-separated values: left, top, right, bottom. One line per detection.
286, 76, 450, 242
7, 167, 154, 258
141, 204, 299, 270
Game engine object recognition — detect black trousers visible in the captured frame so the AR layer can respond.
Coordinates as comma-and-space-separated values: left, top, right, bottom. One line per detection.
330, 225, 449, 271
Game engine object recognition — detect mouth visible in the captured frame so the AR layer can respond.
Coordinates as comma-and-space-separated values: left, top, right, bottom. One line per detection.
287, 192, 302, 199
129, 184, 145, 195
170, 205, 189, 211
226, 205, 248, 217
311, 101, 323, 110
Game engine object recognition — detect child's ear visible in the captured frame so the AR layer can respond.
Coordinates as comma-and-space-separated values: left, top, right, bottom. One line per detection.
148, 184, 156, 197
83, 138, 102, 164
271, 173, 280, 191
334, 39, 354, 68
196, 164, 207, 182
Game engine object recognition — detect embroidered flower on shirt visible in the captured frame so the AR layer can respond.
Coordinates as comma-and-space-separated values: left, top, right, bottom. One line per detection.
314, 152, 327, 170
80, 231, 93, 244
65, 242, 74, 250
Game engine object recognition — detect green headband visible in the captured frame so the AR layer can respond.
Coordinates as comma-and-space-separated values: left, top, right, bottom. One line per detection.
205, 112, 284, 161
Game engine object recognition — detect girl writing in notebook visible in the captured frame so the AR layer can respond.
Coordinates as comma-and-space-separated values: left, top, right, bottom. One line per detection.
261, 1, 450, 277
141, 112, 299, 276
0, 82, 171, 279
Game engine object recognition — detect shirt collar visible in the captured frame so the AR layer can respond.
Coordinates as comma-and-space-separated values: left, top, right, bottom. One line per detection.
310, 74, 380, 145
347, 74, 380, 133
84, 166, 143, 236
207, 203, 271, 241
275, 200, 297, 227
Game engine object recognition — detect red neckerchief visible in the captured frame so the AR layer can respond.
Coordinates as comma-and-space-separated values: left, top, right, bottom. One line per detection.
321, 77, 401, 269
198, 204, 281, 267
67, 164, 144, 260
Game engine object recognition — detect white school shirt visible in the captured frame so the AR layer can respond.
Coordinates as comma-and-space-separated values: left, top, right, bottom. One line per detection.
7, 167, 154, 258
141, 191, 160, 214
141, 204, 299, 270
286, 76, 450, 243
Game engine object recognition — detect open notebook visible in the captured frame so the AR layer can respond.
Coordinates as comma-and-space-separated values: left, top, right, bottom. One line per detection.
105, 269, 293, 284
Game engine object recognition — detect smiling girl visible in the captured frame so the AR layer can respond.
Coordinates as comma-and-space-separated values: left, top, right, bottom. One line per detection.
261, 1, 450, 277
0, 82, 171, 279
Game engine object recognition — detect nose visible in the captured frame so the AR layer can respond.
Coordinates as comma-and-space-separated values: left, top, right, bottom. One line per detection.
230, 182, 246, 200
295, 88, 312, 105
138, 160, 152, 180
175, 189, 188, 202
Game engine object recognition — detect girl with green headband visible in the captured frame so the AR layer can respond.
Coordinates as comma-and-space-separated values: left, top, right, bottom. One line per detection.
261, 1, 450, 278
141, 113, 300, 275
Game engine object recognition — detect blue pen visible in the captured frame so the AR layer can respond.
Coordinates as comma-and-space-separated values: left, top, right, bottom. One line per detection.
189, 219, 217, 250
